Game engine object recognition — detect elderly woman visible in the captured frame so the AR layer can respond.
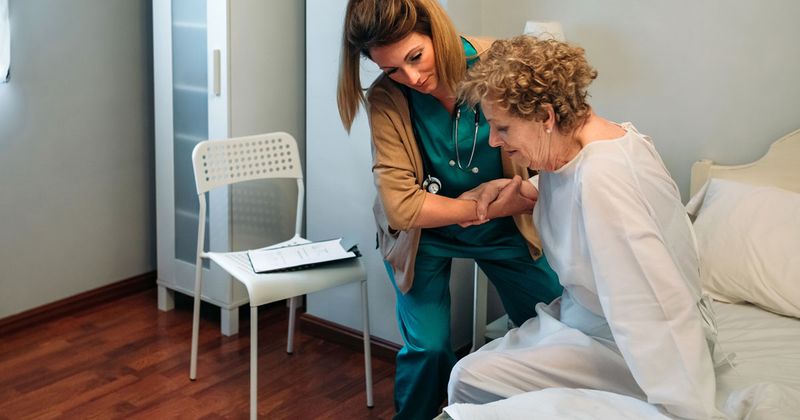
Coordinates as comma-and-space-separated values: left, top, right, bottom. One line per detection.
447, 36, 724, 419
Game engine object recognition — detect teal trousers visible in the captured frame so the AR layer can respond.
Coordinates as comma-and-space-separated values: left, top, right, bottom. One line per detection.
386, 254, 561, 420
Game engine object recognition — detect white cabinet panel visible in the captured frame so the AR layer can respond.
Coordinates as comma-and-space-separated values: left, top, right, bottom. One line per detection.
154, 0, 304, 336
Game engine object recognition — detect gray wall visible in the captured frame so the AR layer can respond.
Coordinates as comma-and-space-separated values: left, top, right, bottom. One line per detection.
305, 0, 398, 344
0, 0, 154, 318
229, 0, 306, 251
476, 0, 800, 201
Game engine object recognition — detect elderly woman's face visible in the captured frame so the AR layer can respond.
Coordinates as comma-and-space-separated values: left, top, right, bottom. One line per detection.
482, 100, 550, 170
369, 32, 438, 95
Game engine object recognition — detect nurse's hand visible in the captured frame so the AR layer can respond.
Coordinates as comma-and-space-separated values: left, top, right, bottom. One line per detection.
457, 178, 511, 222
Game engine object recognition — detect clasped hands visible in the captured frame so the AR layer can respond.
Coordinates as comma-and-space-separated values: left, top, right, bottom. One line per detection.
457, 175, 538, 228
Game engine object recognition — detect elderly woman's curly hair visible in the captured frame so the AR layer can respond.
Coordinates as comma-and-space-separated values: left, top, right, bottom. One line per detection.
459, 36, 597, 133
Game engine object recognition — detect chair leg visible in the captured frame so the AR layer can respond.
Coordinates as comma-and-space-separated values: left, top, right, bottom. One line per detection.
361, 280, 374, 408
287, 296, 297, 354
471, 263, 488, 353
251, 306, 258, 420
190, 265, 203, 380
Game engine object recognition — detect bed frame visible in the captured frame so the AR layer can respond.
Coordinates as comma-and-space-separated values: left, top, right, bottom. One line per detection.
690, 128, 800, 196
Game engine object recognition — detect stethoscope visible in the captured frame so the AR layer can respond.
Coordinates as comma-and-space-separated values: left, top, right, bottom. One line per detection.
407, 91, 481, 195
448, 106, 481, 175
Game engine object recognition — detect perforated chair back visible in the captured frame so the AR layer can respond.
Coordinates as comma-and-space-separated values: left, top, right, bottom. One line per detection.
192, 132, 302, 194
191, 131, 305, 248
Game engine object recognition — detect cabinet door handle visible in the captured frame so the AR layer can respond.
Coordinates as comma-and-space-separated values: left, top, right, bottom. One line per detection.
213, 49, 221, 96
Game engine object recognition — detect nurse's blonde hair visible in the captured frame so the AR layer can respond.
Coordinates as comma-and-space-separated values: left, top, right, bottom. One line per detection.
459, 36, 597, 133
337, 0, 465, 132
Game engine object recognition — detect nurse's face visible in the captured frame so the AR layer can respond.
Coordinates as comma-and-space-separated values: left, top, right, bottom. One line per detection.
482, 99, 552, 170
369, 32, 439, 95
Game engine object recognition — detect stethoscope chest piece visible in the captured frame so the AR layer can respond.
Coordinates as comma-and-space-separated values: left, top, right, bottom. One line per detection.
423, 175, 442, 194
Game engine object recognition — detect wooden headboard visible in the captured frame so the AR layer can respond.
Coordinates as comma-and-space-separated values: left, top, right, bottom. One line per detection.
690, 128, 800, 196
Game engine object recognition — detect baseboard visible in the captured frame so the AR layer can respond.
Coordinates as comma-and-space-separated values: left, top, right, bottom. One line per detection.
0, 271, 157, 337
298, 313, 401, 362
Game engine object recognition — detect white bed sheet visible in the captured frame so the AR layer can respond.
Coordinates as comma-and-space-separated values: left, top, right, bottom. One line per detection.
442, 301, 800, 419
443, 387, 670, 420
714, 301, 800, 419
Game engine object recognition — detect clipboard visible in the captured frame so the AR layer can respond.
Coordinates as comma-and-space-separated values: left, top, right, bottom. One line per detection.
247, 238, 360, 273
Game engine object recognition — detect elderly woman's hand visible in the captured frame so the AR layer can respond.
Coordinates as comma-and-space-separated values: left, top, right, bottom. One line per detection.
456, 176, 538, 227
485, 176, 537, 220
457, 178, 512, 227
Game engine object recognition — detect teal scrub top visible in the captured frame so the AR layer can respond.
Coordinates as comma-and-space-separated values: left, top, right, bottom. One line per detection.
409, 38, 530, 260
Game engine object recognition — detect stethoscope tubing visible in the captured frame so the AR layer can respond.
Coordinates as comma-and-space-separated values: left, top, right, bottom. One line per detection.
452, 106, 481, 171
405, 87, 480, 194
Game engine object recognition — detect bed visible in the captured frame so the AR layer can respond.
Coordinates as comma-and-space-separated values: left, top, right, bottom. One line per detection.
441, 128, 800, 419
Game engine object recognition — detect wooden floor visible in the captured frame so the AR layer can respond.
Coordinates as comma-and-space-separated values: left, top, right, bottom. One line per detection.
0, 290, 396, 419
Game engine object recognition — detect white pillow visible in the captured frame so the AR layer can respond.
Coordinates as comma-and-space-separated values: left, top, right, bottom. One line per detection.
690, 178, 800, 318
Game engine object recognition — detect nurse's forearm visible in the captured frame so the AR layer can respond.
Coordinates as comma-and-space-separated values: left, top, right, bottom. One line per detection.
412, 194, 478, 228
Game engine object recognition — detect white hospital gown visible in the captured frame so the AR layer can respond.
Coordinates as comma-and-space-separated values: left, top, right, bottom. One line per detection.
448, 123, 723, 419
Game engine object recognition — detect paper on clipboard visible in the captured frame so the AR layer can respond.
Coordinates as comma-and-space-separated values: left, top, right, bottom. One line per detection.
247, 238, 359, 273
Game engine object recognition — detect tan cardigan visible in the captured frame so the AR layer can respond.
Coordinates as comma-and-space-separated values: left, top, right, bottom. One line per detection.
367, 35, 543, 294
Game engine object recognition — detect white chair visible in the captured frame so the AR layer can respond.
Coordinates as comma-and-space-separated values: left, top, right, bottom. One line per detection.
188, 132, 373, 419
471, 263, 512, 352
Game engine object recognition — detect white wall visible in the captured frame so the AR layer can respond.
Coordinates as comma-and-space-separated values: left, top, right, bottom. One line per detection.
478, 0, 800, 200
0, 0, 154, 318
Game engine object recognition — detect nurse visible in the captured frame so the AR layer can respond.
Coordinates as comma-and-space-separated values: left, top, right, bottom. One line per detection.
448, 35, 724, 419
336, 1, 562, 419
